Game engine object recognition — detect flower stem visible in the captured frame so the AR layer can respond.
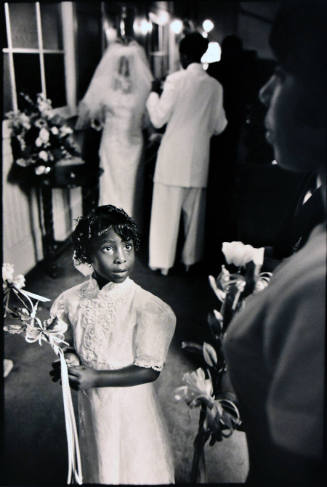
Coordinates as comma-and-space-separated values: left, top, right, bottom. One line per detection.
190, 407, 208, 483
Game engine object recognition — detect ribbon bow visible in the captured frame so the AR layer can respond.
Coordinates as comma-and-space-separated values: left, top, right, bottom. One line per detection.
3, 283, 83, 484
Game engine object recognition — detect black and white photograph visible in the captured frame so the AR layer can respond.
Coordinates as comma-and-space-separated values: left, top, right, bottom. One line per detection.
1, 1, 326, 485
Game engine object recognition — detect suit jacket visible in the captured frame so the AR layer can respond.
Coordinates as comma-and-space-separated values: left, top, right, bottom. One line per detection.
146, 63, 227, 188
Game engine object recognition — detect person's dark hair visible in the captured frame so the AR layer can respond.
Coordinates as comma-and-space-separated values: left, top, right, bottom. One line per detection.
72, 205, 141, 265
179, 32, 209, 61
270, 0, 327, 86
221, 35, 243, 53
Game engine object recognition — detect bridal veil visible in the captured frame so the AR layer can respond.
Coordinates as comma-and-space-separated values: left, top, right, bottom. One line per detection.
76, 40, 153, 129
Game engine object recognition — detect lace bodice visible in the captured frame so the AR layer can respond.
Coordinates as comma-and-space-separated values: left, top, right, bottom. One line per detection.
50, 277, 176, 372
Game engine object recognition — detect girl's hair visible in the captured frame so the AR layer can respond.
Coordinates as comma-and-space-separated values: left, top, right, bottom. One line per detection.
72, 205, 141, 265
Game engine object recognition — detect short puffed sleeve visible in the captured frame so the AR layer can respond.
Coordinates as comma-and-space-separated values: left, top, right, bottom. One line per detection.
134, 293, 176, 372
50, 292, 71, 326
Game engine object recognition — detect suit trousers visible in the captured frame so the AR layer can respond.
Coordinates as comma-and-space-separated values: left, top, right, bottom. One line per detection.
149, 183, 206, 270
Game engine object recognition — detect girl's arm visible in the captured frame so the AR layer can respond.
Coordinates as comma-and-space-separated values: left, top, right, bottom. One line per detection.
68, 364, 159, 390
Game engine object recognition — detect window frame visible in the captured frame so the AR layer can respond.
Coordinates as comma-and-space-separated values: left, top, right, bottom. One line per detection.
3, 1, 77, 115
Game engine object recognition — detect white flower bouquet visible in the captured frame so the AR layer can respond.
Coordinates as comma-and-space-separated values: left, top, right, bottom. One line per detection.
6, 92, 80, 179
174, 241, 272, 482
2, 263, 83, 484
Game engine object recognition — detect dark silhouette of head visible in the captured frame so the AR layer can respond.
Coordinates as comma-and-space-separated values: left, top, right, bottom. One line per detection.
179, 32, 209, 68
259, 0, 327, 176
221, 35, 243, 61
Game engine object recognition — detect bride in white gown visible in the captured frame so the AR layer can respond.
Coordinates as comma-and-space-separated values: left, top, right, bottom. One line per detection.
76, 41, 152, 223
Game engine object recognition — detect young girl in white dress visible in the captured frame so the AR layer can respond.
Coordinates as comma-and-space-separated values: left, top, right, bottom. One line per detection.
50, 205, 176, 484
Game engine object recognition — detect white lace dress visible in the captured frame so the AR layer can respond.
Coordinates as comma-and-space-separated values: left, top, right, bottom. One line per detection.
50, 276, 176, 484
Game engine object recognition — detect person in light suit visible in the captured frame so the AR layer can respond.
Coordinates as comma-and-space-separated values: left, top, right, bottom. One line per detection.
146, 32, 227, 276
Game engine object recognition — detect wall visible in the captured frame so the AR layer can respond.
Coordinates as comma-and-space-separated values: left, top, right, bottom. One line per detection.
237, 2, 278, 59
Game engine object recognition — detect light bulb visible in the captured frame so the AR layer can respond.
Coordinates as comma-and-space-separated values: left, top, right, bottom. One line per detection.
136, 19, 152, 35
202, 19, 214, 33
170, 19, 183, 34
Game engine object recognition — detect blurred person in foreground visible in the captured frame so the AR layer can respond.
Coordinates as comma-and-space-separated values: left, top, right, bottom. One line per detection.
223, 0, 326, 483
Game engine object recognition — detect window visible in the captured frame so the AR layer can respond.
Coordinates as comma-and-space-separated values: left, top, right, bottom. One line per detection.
3, 2, 71, 115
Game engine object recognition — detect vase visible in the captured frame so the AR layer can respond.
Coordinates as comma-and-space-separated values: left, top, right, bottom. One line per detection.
39, 157, 87, 188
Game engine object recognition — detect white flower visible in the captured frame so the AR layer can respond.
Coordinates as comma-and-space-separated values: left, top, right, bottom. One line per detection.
16, 158, 29, 167
254, 279, 268, 293
35, 137, 43, 147
50, 126, 59, 135
35, 165, 47, 175
59, 125, 73, 137
34, 118, 47, 129
184, 368, 213, 397
203, 342, 218, 367
254, 272, 272, 293
20, 113, 31, 130
12, 273, 25, 289
174, 367, 215, 408
2, 263, 15, 282
222, 241, 264, 269
213, 309, 224, 325
39, 128, 50, 143
3, 323, 26, 335
17, 135, 26, 150
25, 324, 41, 342
39, 150, 48, 161
37, 94, 52, 115
219, 265, 230, 288
208, 275, 226, 302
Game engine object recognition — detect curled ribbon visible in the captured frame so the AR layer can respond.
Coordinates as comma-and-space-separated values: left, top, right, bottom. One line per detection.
9, 288, 83, 485
58, 348, 83, 485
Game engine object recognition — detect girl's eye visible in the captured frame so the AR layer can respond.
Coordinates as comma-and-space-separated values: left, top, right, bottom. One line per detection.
102, 246, 113, 253
124, 242, 133, 251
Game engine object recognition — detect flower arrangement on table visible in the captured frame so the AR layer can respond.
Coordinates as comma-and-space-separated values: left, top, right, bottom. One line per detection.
174, 241, 272, 482
6, 92, 80, 179
2, 262, 83, 485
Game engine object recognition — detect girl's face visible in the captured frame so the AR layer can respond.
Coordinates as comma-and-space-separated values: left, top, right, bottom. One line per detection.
89, 227, 135, 284
259, 66, 326, 174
